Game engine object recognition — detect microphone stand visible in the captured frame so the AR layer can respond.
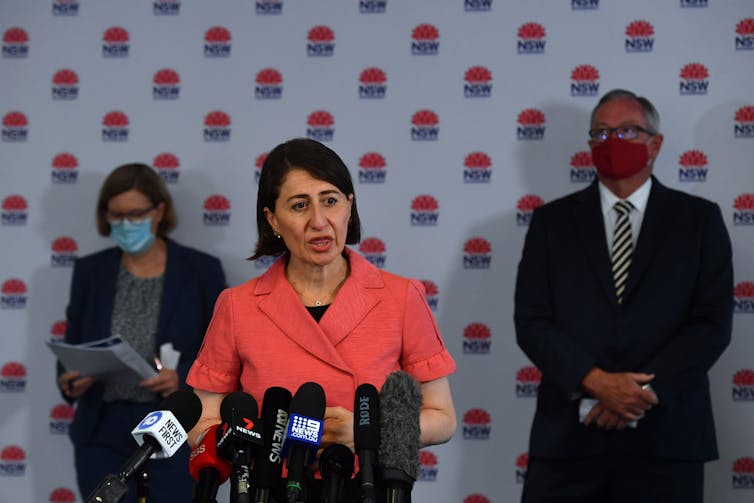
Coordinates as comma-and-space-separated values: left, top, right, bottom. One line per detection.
230, 446, 253, 503
136, 469, 149, 503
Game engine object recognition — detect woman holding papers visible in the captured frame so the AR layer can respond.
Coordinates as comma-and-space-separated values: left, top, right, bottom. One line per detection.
56, 163, 226, 503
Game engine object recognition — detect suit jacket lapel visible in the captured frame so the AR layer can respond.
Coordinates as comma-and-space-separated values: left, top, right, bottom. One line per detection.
574, 182, 616, 303
97, 248, 121, 338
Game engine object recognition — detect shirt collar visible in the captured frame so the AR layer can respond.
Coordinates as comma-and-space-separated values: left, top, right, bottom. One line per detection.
599, 176, 652, 216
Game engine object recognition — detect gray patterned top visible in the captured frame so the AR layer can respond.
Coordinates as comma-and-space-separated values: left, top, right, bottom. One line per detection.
103, 265, 164, 403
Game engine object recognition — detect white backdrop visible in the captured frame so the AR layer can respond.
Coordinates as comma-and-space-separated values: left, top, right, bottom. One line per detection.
1, 1, 754, 502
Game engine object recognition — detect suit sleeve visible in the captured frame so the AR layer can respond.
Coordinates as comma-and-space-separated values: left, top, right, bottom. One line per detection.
514, 208, 597, 399
640, 203, 733, 403
58, 258, 88, 403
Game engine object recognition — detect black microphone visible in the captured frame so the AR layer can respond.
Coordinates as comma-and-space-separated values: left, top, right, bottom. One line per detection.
354, 383, 380, 503
217, 391, 264, 503
251, 386, 292, 503
85, 390, 202, 503
378, 371, 422, 503
319, 444, 354, 503
283, 382, 326, 503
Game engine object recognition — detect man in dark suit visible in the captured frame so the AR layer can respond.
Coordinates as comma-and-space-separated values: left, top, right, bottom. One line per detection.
514, 89, 733, 502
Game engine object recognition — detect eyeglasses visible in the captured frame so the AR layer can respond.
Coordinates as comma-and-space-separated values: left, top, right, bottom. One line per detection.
106, 206, 155, 224
588, 125, 655, 142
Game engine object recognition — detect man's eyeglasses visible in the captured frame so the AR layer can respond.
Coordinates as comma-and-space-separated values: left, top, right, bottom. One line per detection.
588, 125, 655, 143
106, 206, 155, 224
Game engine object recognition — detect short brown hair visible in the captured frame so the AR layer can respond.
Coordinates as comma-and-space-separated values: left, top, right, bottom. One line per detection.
96, 163, 177, 237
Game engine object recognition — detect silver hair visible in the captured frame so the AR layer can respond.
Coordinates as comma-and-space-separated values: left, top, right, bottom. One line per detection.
590, 88, 661, 134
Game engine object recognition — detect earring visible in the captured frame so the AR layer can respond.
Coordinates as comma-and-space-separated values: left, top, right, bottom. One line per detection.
274, 232, 281, 239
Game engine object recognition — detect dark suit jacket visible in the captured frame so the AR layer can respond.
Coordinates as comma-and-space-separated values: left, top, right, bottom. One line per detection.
514, 176, 733, 462
60, 239, 226, 445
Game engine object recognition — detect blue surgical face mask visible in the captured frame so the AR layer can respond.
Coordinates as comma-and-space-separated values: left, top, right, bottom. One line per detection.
109, 218, 156, 255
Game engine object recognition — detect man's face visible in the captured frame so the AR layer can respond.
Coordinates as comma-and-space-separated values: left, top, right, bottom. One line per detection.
590, 97, 663, 163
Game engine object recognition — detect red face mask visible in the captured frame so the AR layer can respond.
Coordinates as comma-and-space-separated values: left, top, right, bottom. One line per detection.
590, 137, 649, 180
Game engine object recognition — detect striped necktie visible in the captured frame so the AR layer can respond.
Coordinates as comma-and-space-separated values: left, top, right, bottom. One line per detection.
611, 200, 634, 304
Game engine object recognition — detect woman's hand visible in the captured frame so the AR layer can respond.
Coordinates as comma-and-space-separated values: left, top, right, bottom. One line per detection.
140, 368, 180, 397
321, 406, 355, 452
58, 370, 95, 399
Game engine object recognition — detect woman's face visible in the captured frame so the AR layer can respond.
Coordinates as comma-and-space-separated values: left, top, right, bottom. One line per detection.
264, 168, 353, 269
106, 189, 164, 235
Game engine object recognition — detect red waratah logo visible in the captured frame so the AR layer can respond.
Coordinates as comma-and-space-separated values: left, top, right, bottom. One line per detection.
307, 25, 335, 56
204, 26, 231, 57
736, 106, 754, 123
463, 323, 491, 354
515, 452, 529, 483
51, 69, 79, 100
1, 195, 28, 226
516, 366, 541, 397
1, 362, 27, 392
203, 195, 231, 226
735, 281, 754, 313
678, 149, 708, 182
51, 236, 78, 268
571, 64, 600, 96
49, 487, 77, 503
680, 63, 709, 95
358, 152, 387, 183
517, 22, 546, 54
102, 111, 129, 142
51, 152, 79, 184
51, 320, 67, 340
517, 194, 544, 226
2, 27, 29, 58
1, 361, 26, 378
411, 23, 440, 55
358, 237, 387, 268
463, 408, 491, 439
517, 108, 546, 140
153, 153, 180, 183
153, 68, 180, 99
2, 111, 28, 142
411, 109, 439, 141
255, 68, 283, 99
465, 65, 492, 83
733, 369, 754, 386
359, 67, 387, 99
733, 193, 754, 226
257, 68, 283, 85
570, 150, 596, 183
626, 19, 654, 37
421, 279, 439, 310
625, 20, 655, 52
463, 151, 492, 183
463, 237, 492, 269
411, 195, 439, 226
733, 370, 754, 401
0, 445, 26, 475
2, 195, 28, 211
734, 105, 754, 138
254, 152, 268, 183
464, 495, 490, 503
306, 110, 335, 142
736, 18, 754, 50
412, 109, 438, 126
103, 110, 128, 127
102, 26, 129, 57
204, 111, 231, 141
0, 445, 26, 461
418, 450, 438, 481
732, 457, 754, 488
49, 404, 75, 435
464, 66, 493, 98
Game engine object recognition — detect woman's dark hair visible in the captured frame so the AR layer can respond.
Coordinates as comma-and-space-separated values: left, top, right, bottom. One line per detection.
96, 162, 177, 238
251, 138, 361, 259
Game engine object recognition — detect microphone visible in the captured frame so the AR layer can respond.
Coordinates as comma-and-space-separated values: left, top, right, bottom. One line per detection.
189, 424, 233, 503
283, 382, 326, 503
252, 386, 292, 503
319, 444, 354, 503
378, 371, 422, 503
217, 392, 264, 503
85, 390, 202, 503
354, 383, 380, 503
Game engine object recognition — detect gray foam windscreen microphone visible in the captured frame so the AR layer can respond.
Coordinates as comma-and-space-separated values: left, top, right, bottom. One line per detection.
378, 370, 423, 481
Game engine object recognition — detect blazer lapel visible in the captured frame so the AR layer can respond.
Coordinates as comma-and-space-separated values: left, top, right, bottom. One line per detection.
96, 248, 121, 338
573, 182, 616, 303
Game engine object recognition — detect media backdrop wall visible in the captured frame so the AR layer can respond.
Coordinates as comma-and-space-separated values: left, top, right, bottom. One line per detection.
1, 1, 753, 502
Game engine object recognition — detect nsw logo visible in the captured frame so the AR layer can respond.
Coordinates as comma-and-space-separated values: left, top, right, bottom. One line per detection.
463, 151, 492, 183
462, 408, 491, 440
102, 111, 129, 142
421, 279, 439, 311
49, 404, 75, 435
358, 152, 387, 184
410, 194, 439, 226
463, 237, 491, 269
411, 24, 439, 55
153, 0, 180, 15
51, 69, 79, 100
51, 236, 78, 268
625, 20, 655, 53
515, 366, 541, 397
736, 18, 754, 50
517, 108, 545, 140
2, 111, 28, 142
464, 66, 492, 98
153, 68, 180, 99
732, 457, 754, 488
204, 111, 231, 141
50, 320, 67, 342
732, 369, 754, 401
203, 195, 231, 226
0, 445, 26, 476
0, 362, 27, 392
679, 63, 709, 95
51, 153, 78, 184
2, 27, 29, 58
411, 109, 439, 141
570, 151, 596, 183
571, 64, 600, 97
1, 195, 28, 226
359, 67, 387, 99
204, 26, 231, 57
254, 152, 268, 184
360, 0, 386, 13
49, 487, 77, 503
515, 452, 529, 483
735, 281, 754, 313
306, 110, 335, 142
358, 237, 386, 269
517, 194, 544, 226
571, 0, 599, 9
463, 322, 491, 354
102, 26, 129, 57
464, 495, 490, 503
53, 0, 80, 16
733, 194, 754, 225
734, 106, 754, 138
678, 150, 708, 182
153, 153, 180, 184
255, 68, 283, 99
680, 0, 707, 7
418, 450, 438, 481
307, 25, 335, 57
517, 22, 546, 54
256, 0, 283, 15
